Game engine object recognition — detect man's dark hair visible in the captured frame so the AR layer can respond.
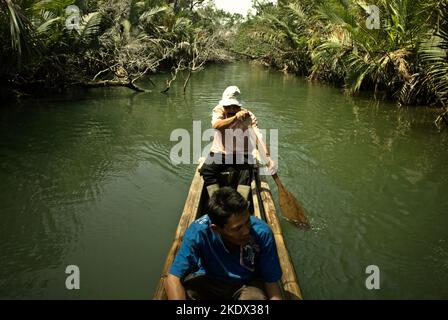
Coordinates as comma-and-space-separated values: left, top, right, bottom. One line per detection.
208, 187, 248, 228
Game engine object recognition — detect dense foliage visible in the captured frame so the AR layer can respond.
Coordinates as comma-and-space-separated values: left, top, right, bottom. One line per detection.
0, 0, 239, 93
234, 0, 448, 109
1, 0, 447, 119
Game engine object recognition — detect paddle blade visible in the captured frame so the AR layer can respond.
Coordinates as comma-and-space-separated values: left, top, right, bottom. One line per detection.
278, 185, 310, 229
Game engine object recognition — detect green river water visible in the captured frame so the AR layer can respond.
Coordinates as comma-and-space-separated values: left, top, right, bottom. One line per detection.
1, 62, 447, 299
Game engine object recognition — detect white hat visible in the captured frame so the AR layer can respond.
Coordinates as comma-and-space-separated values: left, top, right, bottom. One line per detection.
219, 86, 243, 107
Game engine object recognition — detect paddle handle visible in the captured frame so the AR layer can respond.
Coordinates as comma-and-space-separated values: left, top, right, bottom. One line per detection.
272, 173, 281, 186
247, 125, 285, 190
248, 125, 272, 166
248, 125, 309, 228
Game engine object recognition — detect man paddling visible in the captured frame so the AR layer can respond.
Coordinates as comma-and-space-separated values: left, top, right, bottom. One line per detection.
199, 85, 277, 200
164, 187, 283, 300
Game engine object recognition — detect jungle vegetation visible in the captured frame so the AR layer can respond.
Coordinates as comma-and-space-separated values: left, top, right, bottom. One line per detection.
233, 0, 448, 125
0, 0, 240, 94
1, 0, 447, 124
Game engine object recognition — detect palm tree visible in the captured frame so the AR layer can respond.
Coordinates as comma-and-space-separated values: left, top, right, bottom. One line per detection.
400, 1, 448, 108
311, 0, 427, 97
0, 0, 40, 63
234, 2, 315, 75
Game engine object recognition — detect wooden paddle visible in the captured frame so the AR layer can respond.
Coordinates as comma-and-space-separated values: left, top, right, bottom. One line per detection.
248, 125, 310, 229
271, 173, 310, 229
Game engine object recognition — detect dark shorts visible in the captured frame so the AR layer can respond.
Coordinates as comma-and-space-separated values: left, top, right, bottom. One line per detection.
199, 153, 255, 187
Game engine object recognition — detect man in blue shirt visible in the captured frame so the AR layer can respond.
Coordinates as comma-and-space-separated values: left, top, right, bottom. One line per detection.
164, 187, 283, 300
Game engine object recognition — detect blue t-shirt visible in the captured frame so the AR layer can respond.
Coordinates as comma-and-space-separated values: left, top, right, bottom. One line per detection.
169, 215, 282, 283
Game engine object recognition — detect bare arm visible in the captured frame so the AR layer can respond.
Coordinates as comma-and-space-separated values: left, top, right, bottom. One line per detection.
264, 282, 282, 300
164, 274, 186, 300
212, 111, 250, 130
212, 115, 237, 130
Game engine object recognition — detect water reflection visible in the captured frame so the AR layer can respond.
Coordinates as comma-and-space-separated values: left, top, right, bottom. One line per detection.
1, 62, 448, 298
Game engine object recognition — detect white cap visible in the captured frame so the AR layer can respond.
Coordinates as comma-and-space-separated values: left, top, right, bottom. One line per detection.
219, 86, 243, 107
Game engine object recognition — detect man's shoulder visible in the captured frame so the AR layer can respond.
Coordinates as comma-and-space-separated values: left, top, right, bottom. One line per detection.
181, 216, 211, 247
186, 215, 211, 235
193, 215, 212, 226
250, 216, 273, 237
212, 105, 224, 113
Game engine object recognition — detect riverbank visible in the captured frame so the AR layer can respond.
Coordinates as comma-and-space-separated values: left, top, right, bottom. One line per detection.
2, 1, 446, 123
0, 1, 240, 102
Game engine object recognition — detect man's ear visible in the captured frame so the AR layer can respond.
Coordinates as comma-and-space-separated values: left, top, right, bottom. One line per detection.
210, 224, 219, 231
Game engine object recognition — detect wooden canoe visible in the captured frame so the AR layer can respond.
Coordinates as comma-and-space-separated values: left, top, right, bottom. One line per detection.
153, 158, 303, 300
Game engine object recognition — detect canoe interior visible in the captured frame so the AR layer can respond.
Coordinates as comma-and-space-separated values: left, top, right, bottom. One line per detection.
196, 170, 256, 218
153, 161, 302, 300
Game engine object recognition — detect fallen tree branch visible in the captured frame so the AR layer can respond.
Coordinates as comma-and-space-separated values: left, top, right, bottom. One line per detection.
93, 63, 119, 81
183, 39, 209, 94
183, 70, 192, 93
80, 80, 150, 92
161, 59, 184, 93
148, 77, 156, 86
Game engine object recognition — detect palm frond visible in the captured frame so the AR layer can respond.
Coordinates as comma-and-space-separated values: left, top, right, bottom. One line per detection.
36, 16, 62, 34
33, 0, 74, 13
138, 6, 168, 24
400, 1, 448, 106
1, 0, 39, 57
78, 11, 102, 43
